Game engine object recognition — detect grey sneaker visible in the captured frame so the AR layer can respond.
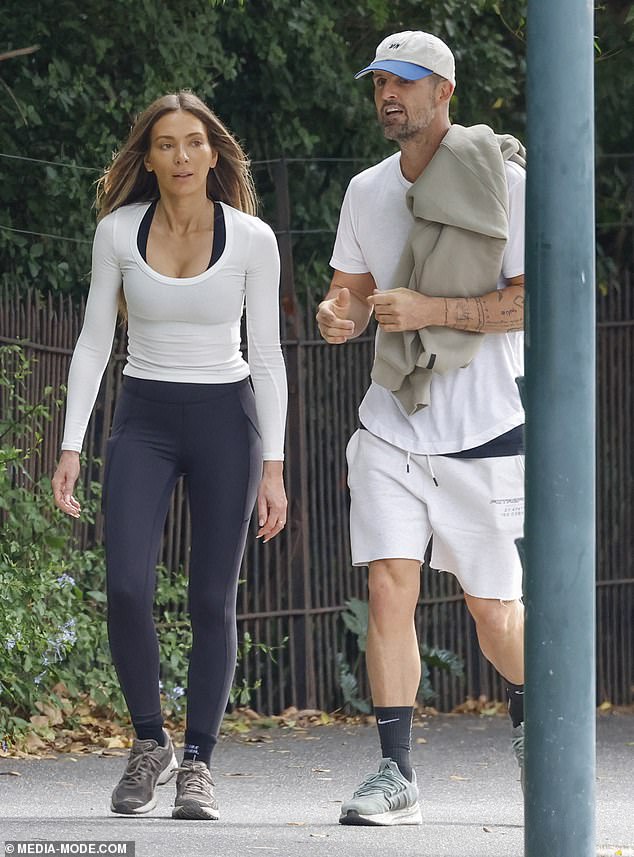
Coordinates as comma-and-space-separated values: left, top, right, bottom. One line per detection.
512, 722, 525, 793
172, 760, 219, 820
339, 758, 422, 826
110, 730, 178, 814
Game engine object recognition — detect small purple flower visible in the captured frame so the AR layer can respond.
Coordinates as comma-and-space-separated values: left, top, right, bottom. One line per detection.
171, 686, 186, 699
56, 574, 76, 588
5, 638, 16, 651
61, 619, 77, 645
46, 639, 63, 661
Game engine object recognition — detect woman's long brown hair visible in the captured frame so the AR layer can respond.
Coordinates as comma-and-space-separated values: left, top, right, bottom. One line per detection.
95, 91, 257, 316
97, 90, 257, 217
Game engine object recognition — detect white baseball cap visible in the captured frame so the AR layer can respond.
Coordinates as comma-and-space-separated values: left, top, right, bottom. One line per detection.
355, 30, 456, 86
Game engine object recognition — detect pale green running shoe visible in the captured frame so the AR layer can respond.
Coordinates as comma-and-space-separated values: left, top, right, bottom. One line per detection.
512, 723, 525, 793
339, 758, 422, 826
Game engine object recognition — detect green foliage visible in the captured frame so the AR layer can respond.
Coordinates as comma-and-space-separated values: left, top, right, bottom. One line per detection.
0, 2, 629, 304
229, 630, 288, 707
340, 595, 369, 652
1, 0, 232, 295
0, 345, 98, 741
1, 0, 528, 300
593, 3, 634, 288
337, 597, 464, 712
336, 652, 371, 714
419, 644, 464, 704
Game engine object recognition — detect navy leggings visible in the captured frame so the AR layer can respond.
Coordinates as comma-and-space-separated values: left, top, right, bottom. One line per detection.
103, 376, 262, 744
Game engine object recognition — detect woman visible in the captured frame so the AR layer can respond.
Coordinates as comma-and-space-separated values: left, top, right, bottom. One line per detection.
51, 91, 288, 821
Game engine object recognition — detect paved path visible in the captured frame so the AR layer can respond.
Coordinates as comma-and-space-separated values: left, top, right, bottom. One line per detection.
1, 714, 632, 857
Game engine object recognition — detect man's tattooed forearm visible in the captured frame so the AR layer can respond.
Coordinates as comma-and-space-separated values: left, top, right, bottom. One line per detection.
449, 287, 524, 332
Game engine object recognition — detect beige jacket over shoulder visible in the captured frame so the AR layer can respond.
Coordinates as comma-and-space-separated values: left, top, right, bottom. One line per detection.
371, 124, 526, 415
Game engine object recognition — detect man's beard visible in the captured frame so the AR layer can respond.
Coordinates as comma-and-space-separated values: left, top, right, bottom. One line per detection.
380, 105, 436, 142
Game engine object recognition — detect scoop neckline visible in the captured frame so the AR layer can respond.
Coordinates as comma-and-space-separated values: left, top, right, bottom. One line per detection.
130, 199, 232, 284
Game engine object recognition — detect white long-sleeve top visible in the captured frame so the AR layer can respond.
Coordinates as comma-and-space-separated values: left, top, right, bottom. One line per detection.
61, 201, 287, 460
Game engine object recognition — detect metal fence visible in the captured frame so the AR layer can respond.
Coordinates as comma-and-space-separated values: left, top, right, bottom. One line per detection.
1, 274, 632, 712
596, 277, 634, 706
1, 156, 632, 713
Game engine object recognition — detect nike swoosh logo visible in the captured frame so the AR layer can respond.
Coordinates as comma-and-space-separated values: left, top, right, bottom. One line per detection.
377, 718, 400, 725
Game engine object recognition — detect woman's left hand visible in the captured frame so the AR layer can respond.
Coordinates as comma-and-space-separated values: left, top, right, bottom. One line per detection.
256, 462, 287, 543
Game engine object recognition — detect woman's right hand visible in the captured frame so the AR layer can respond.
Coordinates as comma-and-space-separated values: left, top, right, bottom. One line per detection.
52, 451, 82, 518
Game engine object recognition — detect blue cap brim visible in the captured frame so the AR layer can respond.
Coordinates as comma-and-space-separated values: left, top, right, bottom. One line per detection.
354, 60, 433, 81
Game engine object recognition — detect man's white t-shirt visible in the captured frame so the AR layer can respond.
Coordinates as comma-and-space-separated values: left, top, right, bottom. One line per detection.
330, 150, 526, 455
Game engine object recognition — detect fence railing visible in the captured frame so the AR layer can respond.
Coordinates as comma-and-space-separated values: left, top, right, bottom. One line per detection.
1, 152, 632, 712
1, 275, 632, 712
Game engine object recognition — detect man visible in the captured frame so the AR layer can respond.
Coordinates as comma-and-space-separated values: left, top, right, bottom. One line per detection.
317, 31, 526, 826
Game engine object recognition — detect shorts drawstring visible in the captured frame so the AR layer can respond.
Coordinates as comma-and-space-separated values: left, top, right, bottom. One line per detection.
405, 450, 438, 486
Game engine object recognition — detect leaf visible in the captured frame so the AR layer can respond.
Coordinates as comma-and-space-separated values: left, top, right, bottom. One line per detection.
280, 706, 298, 718
480, 704, 505, 716
336, 653, 370, 714
24, 733, 47, 752
341, 598, 369, 651
421, 645, 464, 678
34, 702, 64, 725
239, 708, 261, 721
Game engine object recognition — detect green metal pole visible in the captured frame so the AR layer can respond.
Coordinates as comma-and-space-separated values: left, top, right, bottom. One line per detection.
524, 1, 596, 855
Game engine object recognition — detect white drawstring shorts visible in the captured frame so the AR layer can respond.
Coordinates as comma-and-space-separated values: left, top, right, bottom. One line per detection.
346, 428, 525, 600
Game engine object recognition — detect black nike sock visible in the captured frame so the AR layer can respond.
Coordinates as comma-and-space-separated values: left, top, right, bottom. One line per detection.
505, 682, 525, 728
374, 706, 414, 781
183, 729, 216, 768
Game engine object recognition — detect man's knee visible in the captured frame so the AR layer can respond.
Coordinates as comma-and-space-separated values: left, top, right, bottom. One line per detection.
465, 594, 522, 637
367, 559, 420, 623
